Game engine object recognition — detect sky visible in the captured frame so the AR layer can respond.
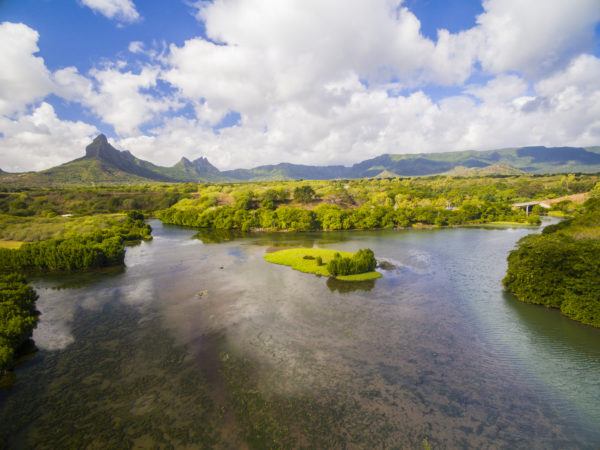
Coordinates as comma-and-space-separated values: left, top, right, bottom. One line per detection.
0, 0, 599, 172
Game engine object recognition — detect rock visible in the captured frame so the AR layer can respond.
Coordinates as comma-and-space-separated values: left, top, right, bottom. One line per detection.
377, 260, 396, 271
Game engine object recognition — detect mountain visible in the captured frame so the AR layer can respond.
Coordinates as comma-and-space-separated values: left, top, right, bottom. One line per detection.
0, 135, 221, 184
0, 135, 599, 185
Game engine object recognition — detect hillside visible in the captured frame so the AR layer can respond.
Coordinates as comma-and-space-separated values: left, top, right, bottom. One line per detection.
1, 135, 599, 185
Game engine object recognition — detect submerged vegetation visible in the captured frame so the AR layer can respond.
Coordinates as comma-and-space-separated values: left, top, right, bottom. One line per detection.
264, 248, 381, 281
0, 274, 38, 376
504, 192, 600, 327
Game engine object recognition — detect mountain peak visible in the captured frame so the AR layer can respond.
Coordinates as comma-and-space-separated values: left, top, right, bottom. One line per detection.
192, 156, 219, 173
93, 134, 108, 144
85, 134, 121, 160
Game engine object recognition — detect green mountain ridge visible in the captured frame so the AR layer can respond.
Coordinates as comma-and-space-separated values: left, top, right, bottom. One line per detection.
1, 135, 599, 185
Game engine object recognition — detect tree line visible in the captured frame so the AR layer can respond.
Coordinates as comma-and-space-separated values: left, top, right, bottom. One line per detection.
159, 200, 537, 232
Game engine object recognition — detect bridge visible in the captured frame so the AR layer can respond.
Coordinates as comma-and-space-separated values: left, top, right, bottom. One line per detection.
512, 192, 590, 215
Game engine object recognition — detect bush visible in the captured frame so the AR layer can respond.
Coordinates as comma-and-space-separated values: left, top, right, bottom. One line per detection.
315, 256, 323, 266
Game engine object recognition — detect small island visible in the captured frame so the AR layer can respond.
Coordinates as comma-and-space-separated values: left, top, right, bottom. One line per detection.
264, 248, 382, 281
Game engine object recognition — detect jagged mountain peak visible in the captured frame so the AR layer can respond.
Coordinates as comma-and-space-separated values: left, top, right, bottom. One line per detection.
85, 134, 125, 160
192, 156, 219, 173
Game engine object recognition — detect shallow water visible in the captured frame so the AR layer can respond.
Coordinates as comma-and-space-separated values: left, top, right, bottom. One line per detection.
1, 220, 599, 449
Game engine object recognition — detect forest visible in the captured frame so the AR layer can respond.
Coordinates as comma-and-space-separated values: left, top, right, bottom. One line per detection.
504, 189, 600, 327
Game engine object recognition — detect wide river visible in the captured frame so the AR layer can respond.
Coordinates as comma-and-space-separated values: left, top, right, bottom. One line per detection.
1, 220, 599, 449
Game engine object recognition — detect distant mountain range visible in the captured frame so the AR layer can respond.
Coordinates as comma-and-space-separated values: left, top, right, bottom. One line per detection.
1, 134, 599, 185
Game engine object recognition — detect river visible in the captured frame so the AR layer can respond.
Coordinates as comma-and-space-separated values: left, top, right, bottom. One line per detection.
1, 220, 599, 448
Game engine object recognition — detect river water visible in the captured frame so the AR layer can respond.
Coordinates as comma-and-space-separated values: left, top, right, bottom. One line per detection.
1, 220, 599, 449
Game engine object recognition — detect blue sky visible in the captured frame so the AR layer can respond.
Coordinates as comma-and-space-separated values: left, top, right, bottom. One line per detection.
1, 0, 599, 171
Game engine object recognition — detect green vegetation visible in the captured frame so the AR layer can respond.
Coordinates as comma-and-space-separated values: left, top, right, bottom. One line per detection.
0, 211, 152, 274
504, 192, 600, 327
0, 274, 38, 375
264, 248, 381, 281
159, 174, 597, 231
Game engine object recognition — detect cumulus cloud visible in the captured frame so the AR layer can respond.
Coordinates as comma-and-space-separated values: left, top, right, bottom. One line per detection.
120, 54, 600, 169
80, 0, 140, 23
128, 40, 144, 54
0, 22, 53, 116
474, 0, 600, 75
0, 102, 98, 171
54, 64, 180, 136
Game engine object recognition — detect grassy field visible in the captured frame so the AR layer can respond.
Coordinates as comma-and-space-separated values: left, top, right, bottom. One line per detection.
0, 240, 23, 249
264, 248, 382, 281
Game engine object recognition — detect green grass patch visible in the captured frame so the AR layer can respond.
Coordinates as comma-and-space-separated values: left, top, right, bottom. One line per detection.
0, 240, 23, 249
264, 248, 381, 281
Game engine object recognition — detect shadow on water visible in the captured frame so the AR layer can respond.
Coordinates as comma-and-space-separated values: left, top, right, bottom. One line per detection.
502, 291, 600, 355
194, 228, 353, 248
326, 277, 376, 293
501, 290, 600, 433
32, 265, 125, 290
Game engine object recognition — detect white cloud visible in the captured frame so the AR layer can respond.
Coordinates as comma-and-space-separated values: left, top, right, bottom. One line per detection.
164, 0, 479, 124
474, 0, 600, 75
80, 0, 140, 23
54, 64, 180, 136
122, 54, 600, 170
128, 40, 144, 54
0, 22, 53, 116
0, 102, 98, 172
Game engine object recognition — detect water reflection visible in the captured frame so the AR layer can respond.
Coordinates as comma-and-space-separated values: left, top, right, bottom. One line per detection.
326, 277, 375, 293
